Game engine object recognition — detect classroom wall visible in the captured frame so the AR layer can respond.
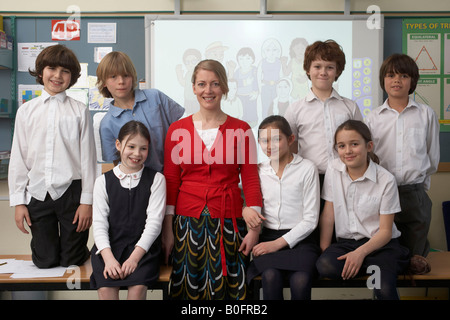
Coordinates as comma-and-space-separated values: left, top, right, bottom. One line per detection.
1, 0, 448, 248
1, 0, 450, 14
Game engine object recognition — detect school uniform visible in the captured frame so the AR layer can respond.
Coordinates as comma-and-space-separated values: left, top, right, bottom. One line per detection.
9, 90, 97, 268
90, 165, 166, 289
316, 158, 409, 300
247, 154, 321, 293
284, 88, 363, 175
100, 89, 184, 172
366, 98, 440, 257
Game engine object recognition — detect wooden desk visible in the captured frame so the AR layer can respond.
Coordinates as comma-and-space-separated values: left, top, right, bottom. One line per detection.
0, 255, 92, 291
0, 255, 172, 298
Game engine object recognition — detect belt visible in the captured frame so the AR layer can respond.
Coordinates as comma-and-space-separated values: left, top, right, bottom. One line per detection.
183, 181, 240, 276
398, 183, 424, 192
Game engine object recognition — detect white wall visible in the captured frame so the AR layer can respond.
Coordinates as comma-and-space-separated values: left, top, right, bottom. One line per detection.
1, 0, 450, 14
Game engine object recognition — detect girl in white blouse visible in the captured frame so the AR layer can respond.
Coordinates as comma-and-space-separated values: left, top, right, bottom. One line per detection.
316, 120, 409, 300
245, 115, 321, 300
90, 121, 166, 300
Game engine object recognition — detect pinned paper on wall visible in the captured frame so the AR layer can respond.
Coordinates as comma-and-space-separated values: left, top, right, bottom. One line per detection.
51, 19, 81, 41
17, 42, 57, 72
88, 23, 116, 43
94, 47, 113, 63
403, 18, 450, 131
17, 84, 43, 107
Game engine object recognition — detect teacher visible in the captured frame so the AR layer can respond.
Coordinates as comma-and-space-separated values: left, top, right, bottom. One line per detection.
163, 59, 262, 300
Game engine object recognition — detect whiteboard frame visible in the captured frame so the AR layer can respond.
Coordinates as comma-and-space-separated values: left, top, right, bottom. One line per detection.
144, 14, 384, 114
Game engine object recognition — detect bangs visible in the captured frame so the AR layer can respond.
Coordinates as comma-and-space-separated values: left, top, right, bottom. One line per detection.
103, 56, 133, 77
383, 54, 418, 76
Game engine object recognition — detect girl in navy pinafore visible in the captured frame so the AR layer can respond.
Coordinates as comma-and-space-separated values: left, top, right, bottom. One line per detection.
90, 121, 166, 300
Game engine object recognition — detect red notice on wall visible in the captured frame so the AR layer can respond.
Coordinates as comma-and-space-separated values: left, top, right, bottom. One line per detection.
51, 19, 81, 41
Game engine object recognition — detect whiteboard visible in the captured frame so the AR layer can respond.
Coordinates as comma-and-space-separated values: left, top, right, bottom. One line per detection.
145, 15, 383, 121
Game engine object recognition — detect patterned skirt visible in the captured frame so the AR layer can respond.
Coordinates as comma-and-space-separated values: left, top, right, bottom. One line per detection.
169, 206, 249, 300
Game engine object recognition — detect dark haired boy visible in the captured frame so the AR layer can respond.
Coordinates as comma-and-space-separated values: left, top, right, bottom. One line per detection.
365, 53, 440, 273
9, 44, 97, 268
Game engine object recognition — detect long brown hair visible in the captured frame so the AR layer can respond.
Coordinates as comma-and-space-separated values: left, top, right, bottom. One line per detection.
334, 120, 379, 164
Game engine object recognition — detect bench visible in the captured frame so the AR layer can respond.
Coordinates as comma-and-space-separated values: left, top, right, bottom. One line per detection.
251, 251, 450, 299
2, 252, 450, 300
0, 254, 172, 299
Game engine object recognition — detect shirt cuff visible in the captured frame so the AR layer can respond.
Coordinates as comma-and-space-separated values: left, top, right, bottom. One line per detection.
80, 192, 93, 205
9, 193, 29, 207
165, 205, 175, 216
250, 206, 261, 215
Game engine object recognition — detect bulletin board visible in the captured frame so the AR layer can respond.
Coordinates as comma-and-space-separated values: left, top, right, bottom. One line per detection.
14, 16, 145, 110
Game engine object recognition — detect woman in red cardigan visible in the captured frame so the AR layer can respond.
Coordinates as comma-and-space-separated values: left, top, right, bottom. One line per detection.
163, 59, 262, 300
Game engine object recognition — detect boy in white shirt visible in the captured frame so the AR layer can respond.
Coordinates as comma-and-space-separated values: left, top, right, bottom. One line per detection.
285, 40, 363, 177
9, 45, 97, 268
365, 53, 439, 273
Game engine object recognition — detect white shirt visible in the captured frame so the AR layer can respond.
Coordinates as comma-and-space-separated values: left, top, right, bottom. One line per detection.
365, 98, 440, 190
92, 165, 166, 253
322, 158, 402, 241
258, 154, 320, 248
284, 88, 363, 174
195, 127, 219, 150
8, 90, 97, 206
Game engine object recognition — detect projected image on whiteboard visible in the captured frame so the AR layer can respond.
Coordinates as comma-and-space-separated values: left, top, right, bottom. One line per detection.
148, 18, 382, 125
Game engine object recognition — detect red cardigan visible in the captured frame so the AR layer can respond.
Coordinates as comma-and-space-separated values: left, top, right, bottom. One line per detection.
164, 115, 262, 221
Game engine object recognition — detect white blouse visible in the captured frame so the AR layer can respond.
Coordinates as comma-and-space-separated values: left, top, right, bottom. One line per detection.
92, 165, 166, 254
258, 154, 320, 248
322, 158, 402, 241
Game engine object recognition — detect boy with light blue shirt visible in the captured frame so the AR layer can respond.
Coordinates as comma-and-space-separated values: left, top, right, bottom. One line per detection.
96, 51, 184, 172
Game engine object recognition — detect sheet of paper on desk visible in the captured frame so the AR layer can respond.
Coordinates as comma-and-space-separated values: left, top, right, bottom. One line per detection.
0, 259, 20, 273
0, 259, 67, 278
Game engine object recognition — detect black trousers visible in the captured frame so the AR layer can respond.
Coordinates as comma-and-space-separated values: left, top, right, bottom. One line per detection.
316, 238, 409, 300
27, 180, 89, 268
396, 183, 432, 257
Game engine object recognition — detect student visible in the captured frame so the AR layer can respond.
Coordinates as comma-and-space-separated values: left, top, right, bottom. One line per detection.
9, 44, 97, 268
97, 51, 184, 173
365, 53, 440, 273
90, 121, 166, 300
164, 59, 262, 300
245, 115, 320, 300
316, 120, 409, 300
284, 40, 363, 185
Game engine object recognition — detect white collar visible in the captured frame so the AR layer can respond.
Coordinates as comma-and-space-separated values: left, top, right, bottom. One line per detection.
41, 90, 67, 103
332, 158, 377, 183
113, 165, 144, 181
